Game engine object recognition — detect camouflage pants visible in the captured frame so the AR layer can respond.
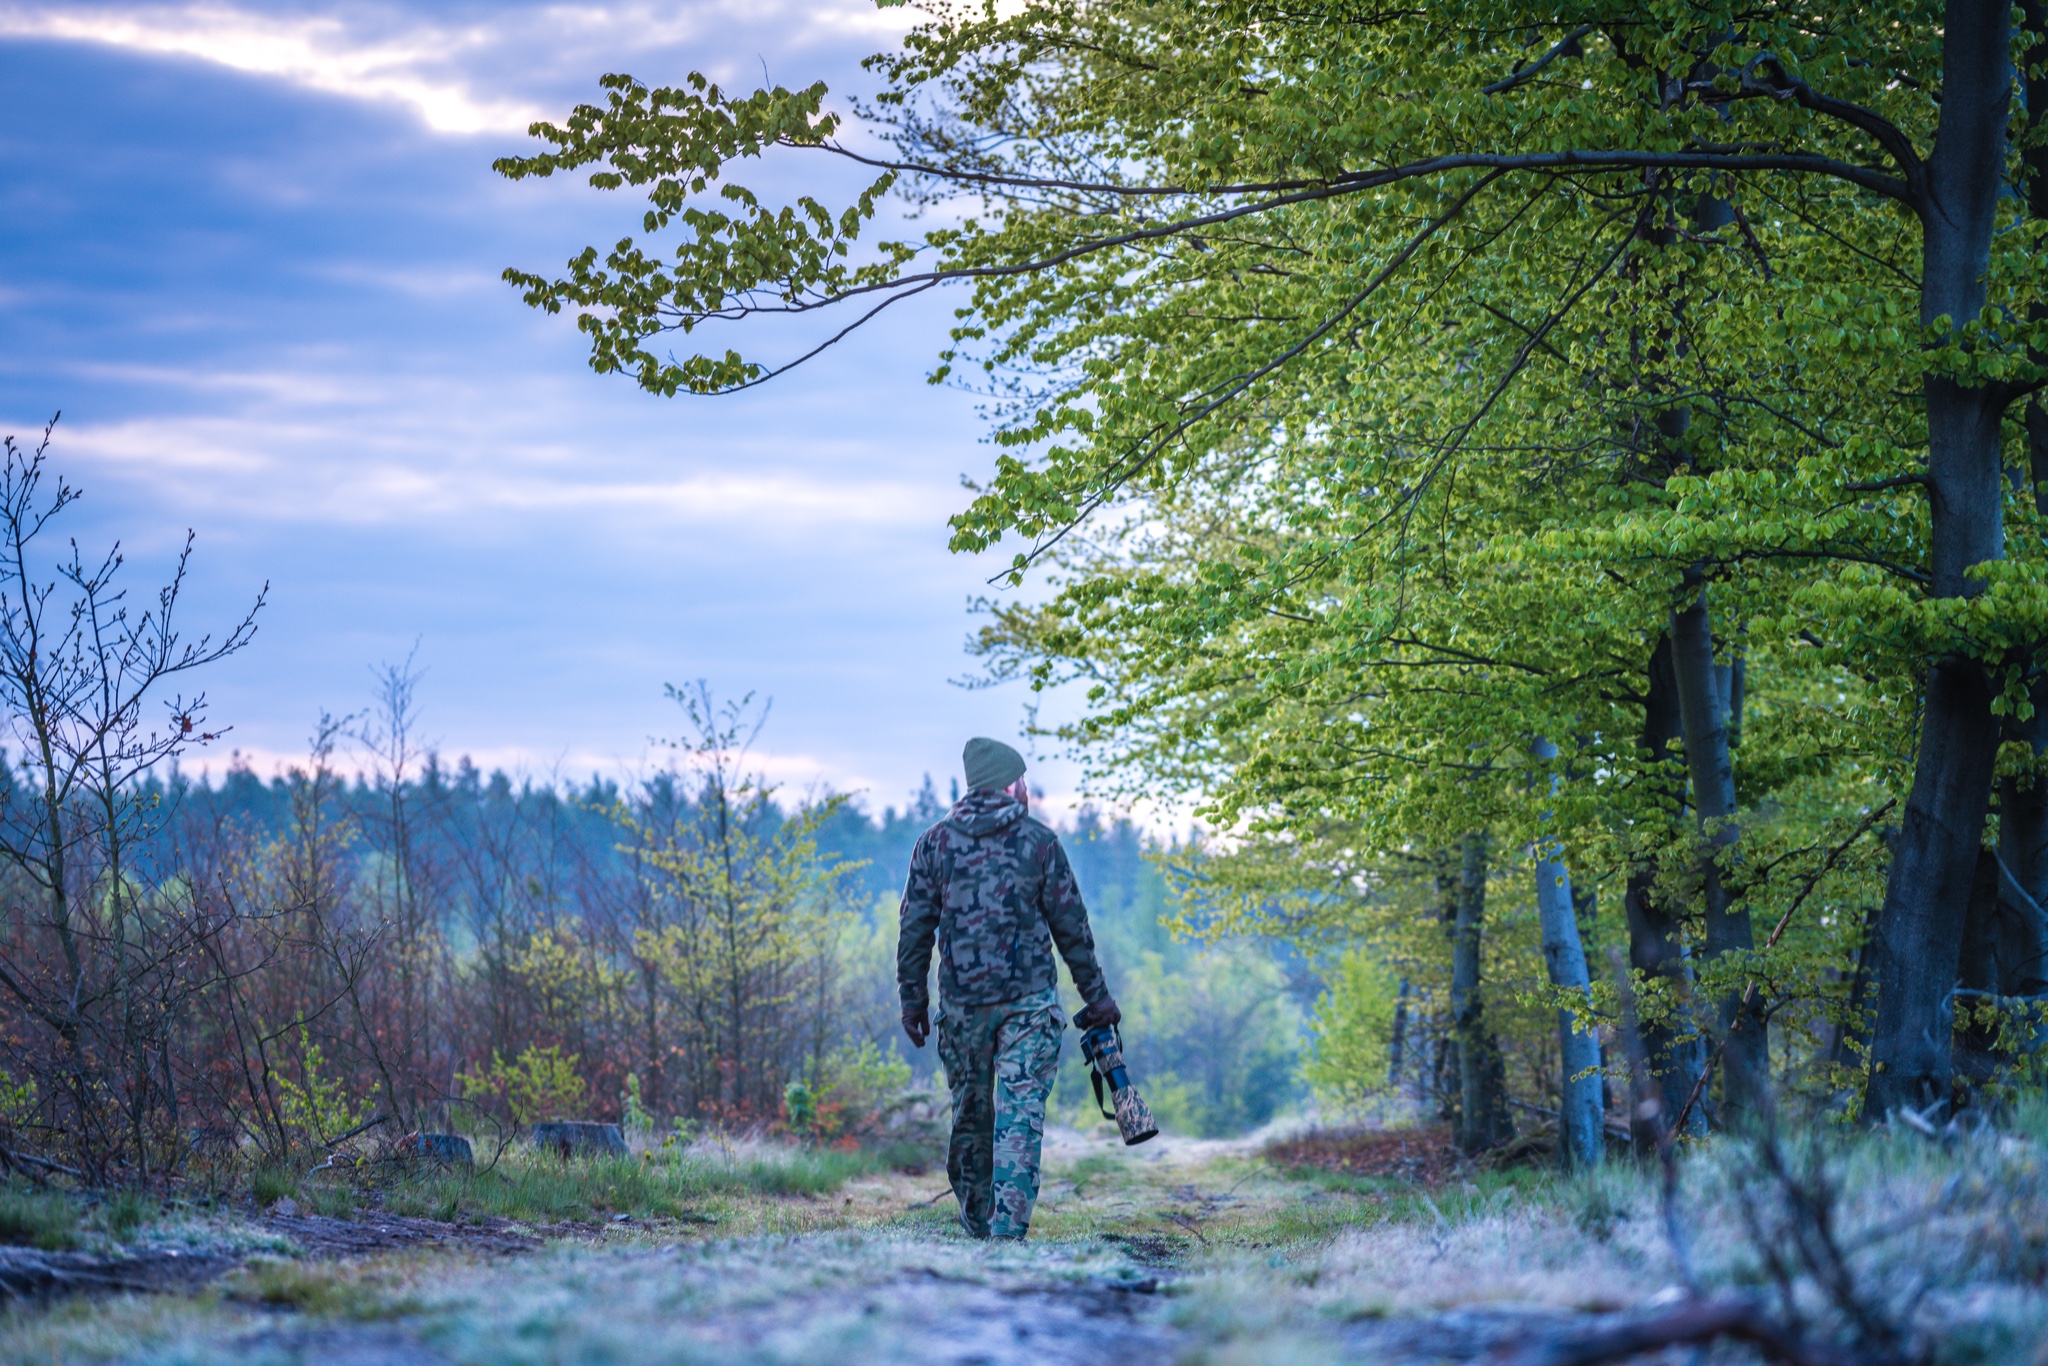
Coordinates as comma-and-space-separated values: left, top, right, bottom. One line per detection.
935, 987, 1064, 1240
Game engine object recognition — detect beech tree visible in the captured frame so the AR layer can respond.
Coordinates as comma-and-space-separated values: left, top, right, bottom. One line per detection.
499, 1, 2048, 1119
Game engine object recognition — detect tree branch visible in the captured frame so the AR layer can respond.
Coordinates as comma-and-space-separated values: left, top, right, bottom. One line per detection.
1483, 25, 1595, 96
993, 166, 1514, 578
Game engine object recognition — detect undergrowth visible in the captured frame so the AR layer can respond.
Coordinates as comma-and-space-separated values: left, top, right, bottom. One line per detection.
0, 1182, 78, 1249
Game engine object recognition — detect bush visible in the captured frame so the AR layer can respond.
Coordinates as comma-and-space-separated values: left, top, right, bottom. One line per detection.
274, 1033, 373, 1147
461, 1045, 587, 1127
1302, 948, 1407, 1112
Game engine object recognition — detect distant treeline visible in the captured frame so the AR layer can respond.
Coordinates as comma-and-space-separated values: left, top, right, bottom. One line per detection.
2, 715, 1305, 1177
143, 749, 1305, 1138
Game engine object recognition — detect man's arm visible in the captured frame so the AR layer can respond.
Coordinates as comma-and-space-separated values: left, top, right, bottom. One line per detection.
1039, 837, 1110, 1008
896, 834, 942, 1013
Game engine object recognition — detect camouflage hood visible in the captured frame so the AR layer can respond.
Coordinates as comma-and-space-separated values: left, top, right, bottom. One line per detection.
945, 789, 1028, 839
896, 789, 1109, 1012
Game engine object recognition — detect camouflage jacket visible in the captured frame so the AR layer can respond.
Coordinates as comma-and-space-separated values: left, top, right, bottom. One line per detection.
897, 790, 1109, 1012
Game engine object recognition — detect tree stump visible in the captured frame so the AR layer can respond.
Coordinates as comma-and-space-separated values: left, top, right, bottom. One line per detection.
392, 1132, 474, 1168
531, 1121, 628, 1159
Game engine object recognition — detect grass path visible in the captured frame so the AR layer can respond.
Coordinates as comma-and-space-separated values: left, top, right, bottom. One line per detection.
3, 1116, 2044, 1364
0, 1125, 1532, 1365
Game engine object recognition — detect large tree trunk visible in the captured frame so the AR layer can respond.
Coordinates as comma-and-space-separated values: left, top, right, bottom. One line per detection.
1530, 739, 1604, 1169
1866, 0, 2014, 1120
1450, 832, 1513, 1153
1669, 591, 1767, 1124
1626, 633, 1706, 1146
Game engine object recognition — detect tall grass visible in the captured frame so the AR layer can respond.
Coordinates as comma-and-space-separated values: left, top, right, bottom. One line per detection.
376, 1146, 889, 1224
98, 1189, 155, 1241
0, 1184, 78, 1249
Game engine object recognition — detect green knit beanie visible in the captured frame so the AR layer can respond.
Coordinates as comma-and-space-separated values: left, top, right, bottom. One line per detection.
962, 737, 1026, 793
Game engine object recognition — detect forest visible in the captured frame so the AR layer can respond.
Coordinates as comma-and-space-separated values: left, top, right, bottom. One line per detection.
6, 3, 2048, 1363
485, 0, 2048, 1152
0, 459, 1307, 1170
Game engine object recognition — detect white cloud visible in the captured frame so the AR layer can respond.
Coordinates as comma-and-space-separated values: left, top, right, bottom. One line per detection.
0, 4, 539, 133
0, 1, 912, 134
36, 410, 956, 530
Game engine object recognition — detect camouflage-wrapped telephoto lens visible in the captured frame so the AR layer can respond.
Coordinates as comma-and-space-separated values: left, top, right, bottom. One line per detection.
1078, 1025, 1158, 1146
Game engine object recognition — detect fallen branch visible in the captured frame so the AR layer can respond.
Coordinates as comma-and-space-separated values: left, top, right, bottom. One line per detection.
323, 1113, 389, 1149
1486, 1295, 1856, 1366
0, 1145, 85, 1180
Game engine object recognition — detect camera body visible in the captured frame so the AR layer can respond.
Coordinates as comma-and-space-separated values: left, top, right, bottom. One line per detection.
1078, 1024, 1159, 1146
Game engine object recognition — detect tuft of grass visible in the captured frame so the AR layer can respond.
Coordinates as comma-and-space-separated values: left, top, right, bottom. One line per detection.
98, 1188, 155, 1242
305, 1181, 355, 1219
0, 1183, 79, 1249
225, 1258, 403, 1319
251, 1165, 299, 1207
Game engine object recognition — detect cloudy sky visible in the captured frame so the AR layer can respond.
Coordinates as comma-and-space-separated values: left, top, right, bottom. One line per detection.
0, 1, 1093, 819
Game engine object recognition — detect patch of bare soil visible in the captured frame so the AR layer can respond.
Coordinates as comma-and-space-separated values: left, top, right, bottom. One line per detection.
654, 1263, 1178, 1366
258, 1212, 538, 1259
0, 1244, 239, 1300
225, 1256, 1180, 1366
1263, 1124, 1471, 1185
0, 1211, 542, 1307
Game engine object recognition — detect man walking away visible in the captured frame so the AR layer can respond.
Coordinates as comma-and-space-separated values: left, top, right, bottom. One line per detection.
897, 737, 1122, 1240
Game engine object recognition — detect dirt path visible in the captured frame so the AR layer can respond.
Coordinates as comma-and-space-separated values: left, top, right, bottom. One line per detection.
206, 1233, 1181, 1366
0, 1127, 1689, 1364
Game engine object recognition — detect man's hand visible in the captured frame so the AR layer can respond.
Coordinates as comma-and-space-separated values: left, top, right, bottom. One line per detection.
1074, 995, 1121, 1030
901, 1006, 930, 1049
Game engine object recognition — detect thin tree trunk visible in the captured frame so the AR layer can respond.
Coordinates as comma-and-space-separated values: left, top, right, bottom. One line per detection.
1435, 853, 1462, 1126
1669, 591, 1766, 1124
1627, 633, 1706, 1146
1830, 899, 1885, 1072
1451, 832, 1512, 1153
1530, 740, 1603, 1170
1954, 849, 2011, 1088
1999, 689, 2048, 1001
1867, 0, 2014, 1118
1998, 1, 2048, 1010
1387, 977, 1410, 1089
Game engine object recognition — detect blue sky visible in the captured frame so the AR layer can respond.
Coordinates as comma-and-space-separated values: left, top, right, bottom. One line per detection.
0, 1, 1096, 819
